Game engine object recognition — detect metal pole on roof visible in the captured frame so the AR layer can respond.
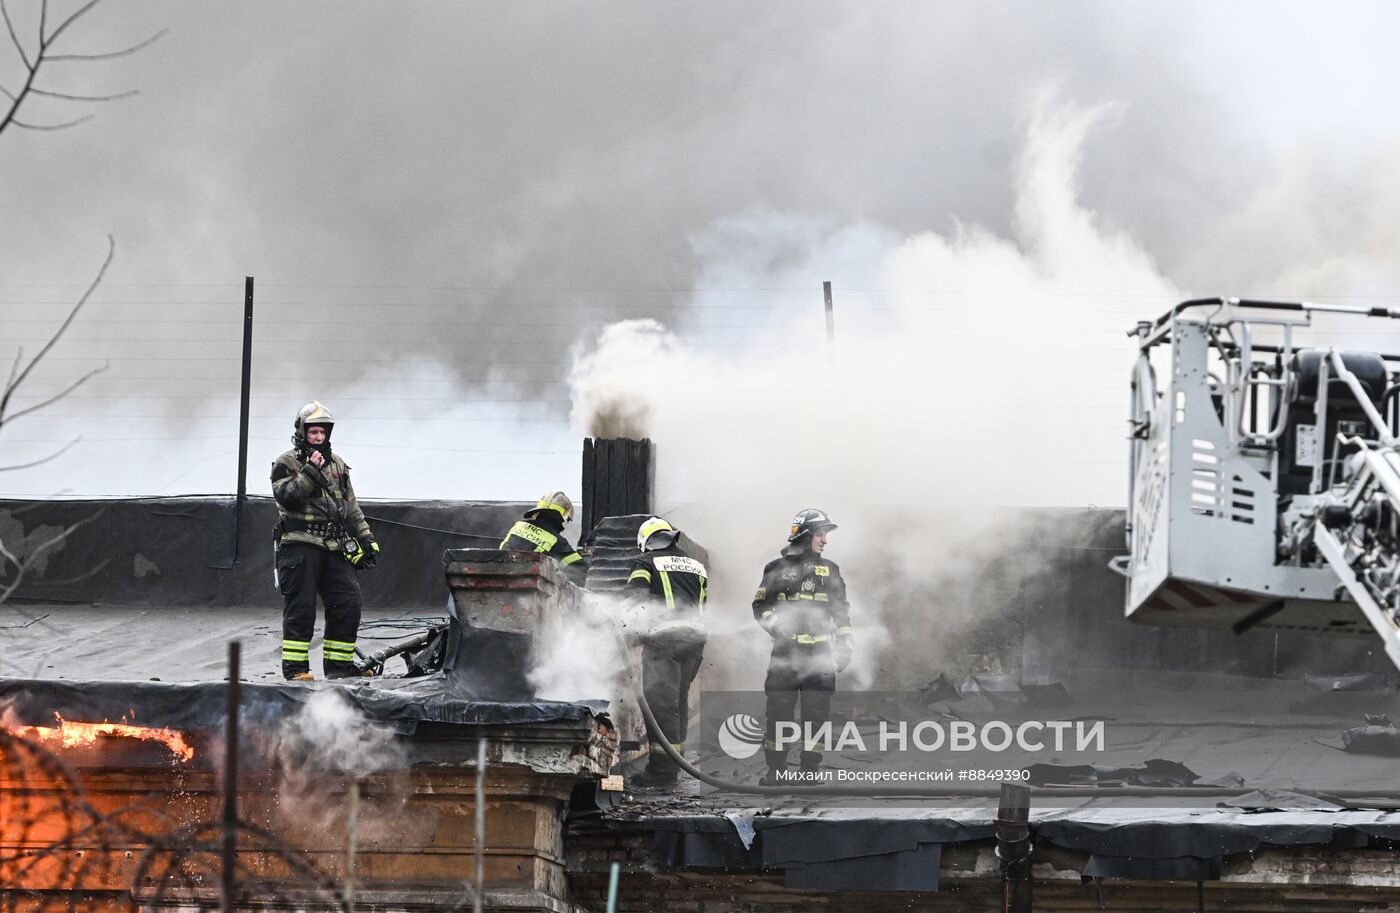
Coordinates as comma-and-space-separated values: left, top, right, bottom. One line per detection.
823, 280, 836, 363
220, 640, 241, 913
233, 276, 254, 562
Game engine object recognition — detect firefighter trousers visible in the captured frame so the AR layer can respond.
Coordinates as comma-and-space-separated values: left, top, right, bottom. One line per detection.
641, 637, 704, 774
277, 541, 362, 679
763, 640, 835, 772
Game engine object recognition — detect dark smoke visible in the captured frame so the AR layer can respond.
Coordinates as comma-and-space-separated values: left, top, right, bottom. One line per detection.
1, 1, 1397, 499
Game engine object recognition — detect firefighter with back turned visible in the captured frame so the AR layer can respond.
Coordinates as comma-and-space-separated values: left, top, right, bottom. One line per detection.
627, 516, 708, 789
500, 491, 588, 584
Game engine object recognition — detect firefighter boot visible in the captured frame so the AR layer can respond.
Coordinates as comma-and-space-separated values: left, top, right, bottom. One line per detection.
630, 765, 679, 791
630, 751, 679, 790
326, 668, 375, 681
760, 748, 789, 786
799, 750, 823, 774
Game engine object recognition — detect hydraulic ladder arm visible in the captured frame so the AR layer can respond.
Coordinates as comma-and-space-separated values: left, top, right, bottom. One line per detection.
1298, 350, 1400, 670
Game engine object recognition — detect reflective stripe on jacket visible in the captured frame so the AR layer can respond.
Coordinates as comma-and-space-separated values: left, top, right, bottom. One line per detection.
751, 550, 851, 642
500, 519, 585, 568
629, 544, 707, 639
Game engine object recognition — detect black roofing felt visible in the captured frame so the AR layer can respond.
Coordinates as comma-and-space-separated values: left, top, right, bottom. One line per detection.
602, 808, 1400, 889
0, 496, 526, 610
0, 675, 604, 733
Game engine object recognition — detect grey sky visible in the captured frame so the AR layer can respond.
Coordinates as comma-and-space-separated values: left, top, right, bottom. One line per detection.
2, 1, 1400, 500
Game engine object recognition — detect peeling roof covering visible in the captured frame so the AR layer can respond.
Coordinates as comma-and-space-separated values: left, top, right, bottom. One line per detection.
0, 675, 605, 734
0, 604, 607, 735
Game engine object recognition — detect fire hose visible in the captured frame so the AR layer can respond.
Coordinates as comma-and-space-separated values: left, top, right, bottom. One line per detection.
353, 624, 446, 675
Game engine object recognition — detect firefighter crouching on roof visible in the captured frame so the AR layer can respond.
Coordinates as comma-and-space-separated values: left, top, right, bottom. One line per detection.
271, 402, 380, 681
752, 508, 852, 784
627, 517, 707, 789
500, 491, 588, 584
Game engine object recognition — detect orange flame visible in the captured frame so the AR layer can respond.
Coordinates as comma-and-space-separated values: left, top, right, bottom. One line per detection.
12, 711, 195, 763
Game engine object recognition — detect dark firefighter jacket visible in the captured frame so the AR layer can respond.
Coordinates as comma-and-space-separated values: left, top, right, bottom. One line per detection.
271, 448, 372, 551
500, 513, 586, 572
628, 542, 708, 641
751, 548, 851, 644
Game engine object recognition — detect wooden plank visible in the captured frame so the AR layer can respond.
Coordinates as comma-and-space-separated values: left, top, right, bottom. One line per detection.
606, 441, 628, 523
581, 437, 595, 542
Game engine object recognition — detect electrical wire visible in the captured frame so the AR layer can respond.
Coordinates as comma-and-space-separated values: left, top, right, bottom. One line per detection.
359, 513, 507, 544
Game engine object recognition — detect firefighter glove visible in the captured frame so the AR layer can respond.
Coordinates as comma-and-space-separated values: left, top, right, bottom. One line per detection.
301, 460, 329, 488
347, 538, 380, 569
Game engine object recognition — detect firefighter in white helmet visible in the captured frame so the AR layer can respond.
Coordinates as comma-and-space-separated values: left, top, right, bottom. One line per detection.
627, 516, 707, 789
752, 508, 852, 784
271, 401, 380, 681
500, 491, 588, 583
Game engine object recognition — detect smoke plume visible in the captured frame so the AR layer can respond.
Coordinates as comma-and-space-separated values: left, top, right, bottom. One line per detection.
528, 592, 655, 702
7, 3, 1400, 500
263, 689, 413, 844
566, 97, 1175, 688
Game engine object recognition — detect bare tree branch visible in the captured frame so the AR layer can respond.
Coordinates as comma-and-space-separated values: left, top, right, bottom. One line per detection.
46, 28, 166, 62
0, 235, 113, 429
11, 112, 91, 130
28, 86, 137, 102
0, 3, 156, 610
4, 347, 22, 397
9, 555, 106, 588
0, 533, 18, 574
3, 362, 106, 425
0, 0, 165, 139
42, 0, 100, 48
0, 437, 79, 471
1, 0, 31, 70
0, 510, 98, 602
0, 4, 44, 135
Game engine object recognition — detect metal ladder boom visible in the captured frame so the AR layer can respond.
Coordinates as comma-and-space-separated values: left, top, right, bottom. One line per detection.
1310, 445, 1400, 671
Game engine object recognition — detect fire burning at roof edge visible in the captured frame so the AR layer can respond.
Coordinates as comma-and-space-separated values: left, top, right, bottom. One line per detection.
6, 711, 196, 763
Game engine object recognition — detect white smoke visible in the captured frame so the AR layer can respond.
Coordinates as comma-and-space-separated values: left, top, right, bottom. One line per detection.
0, 357, 579, 501
273, 688, 405, 775
528, 592, 654, 702
265, 688, 410, 840
567, 97, 1179, 689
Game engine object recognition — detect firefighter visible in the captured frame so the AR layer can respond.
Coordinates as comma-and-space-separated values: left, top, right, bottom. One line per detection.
500, 491, 588, 583
627, 517, 707, 789
271, 402, 380, 681
752, 508, 852, 783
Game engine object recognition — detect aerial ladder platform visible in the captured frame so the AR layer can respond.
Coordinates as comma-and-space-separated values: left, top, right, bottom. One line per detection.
1118, 298, 1400, 670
